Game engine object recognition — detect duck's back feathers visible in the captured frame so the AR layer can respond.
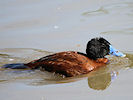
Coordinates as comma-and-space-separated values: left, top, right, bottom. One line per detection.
25, 51, 107, 77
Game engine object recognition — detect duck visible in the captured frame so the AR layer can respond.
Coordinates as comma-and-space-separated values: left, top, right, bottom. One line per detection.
3, 37, 125, 77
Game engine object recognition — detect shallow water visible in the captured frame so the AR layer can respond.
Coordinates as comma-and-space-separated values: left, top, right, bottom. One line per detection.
0, 0, 133, 100
0, 49, 133, 100
0, 48, 132, 84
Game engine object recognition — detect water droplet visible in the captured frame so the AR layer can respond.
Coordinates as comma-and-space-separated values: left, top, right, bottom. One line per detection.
9, 58, 14, 61
54, 25, 59, 29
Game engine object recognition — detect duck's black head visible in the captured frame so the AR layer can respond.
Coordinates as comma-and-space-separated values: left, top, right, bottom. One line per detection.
86, 37, 125, 60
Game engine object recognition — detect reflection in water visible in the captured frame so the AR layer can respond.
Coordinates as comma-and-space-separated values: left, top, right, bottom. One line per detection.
0, 48, 133, 90
88, 71, 118, 90
87, 52, 133, 90
125, 53, 133, 68
88, 72, 111, 90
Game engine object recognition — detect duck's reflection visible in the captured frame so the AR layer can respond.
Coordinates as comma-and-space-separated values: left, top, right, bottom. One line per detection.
88, 71, 118, 90
87, 53, 133, 90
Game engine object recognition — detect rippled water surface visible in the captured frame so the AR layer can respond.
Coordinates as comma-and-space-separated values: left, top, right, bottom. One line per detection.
0, 0, 133, 100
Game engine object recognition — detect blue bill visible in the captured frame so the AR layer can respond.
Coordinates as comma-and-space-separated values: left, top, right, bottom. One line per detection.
109, 45, 126, 57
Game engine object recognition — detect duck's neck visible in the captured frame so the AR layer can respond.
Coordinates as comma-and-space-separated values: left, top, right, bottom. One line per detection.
95, 58, 109, 64
77, 52, 109, 64
77, 52, 88, 57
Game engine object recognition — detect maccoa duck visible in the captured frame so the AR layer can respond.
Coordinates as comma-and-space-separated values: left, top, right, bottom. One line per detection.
3, 37, 125, 77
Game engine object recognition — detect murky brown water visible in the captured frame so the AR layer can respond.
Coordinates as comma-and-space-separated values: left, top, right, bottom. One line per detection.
0, 0, 133, 100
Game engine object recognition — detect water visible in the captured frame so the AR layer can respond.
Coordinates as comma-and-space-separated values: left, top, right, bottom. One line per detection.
0, 0, 133, 100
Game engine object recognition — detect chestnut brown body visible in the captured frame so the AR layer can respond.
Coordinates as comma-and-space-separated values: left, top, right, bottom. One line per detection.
25, 51, 108, 77
4, 37, 119, 77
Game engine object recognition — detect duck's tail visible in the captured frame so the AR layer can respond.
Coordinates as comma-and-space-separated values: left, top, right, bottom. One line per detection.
2, 63, 29, 69
2, 58, 42, 69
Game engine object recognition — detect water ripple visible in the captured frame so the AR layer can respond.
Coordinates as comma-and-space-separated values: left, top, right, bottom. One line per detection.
82, 2, 133, 17
0, 48, 133, 87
